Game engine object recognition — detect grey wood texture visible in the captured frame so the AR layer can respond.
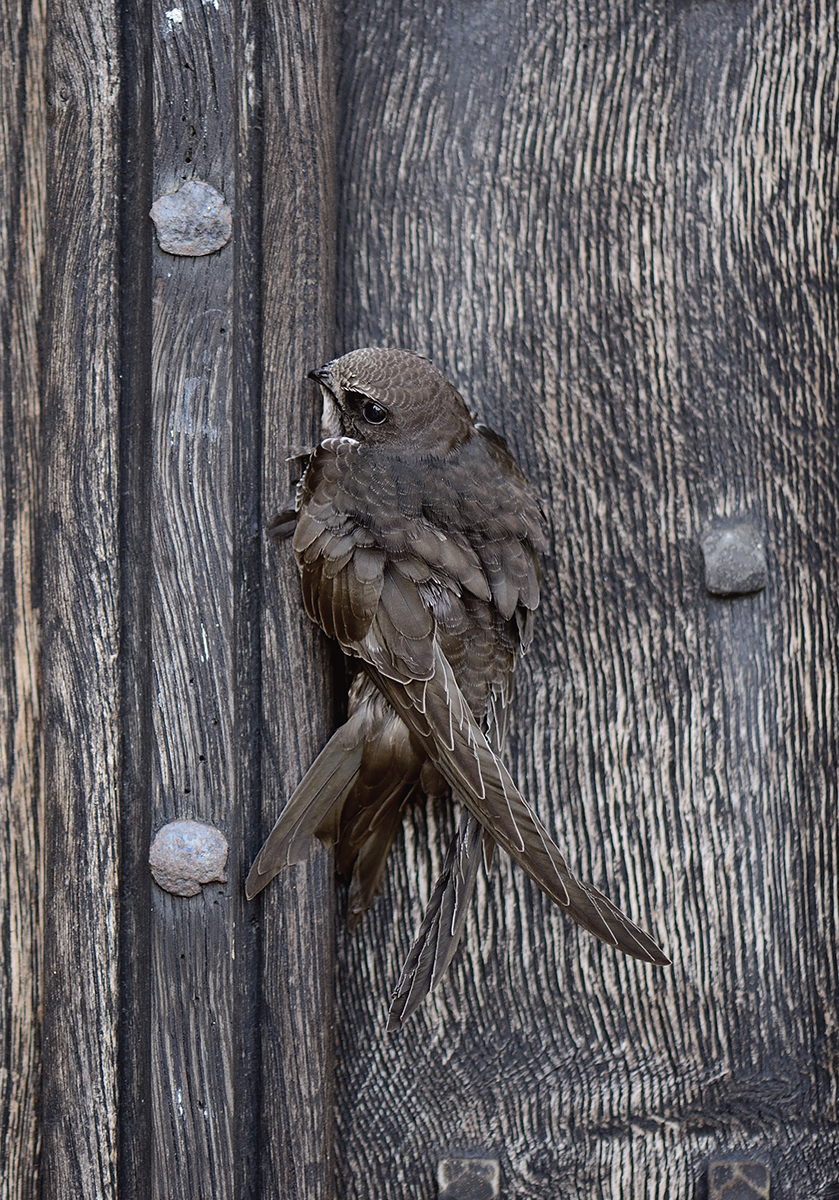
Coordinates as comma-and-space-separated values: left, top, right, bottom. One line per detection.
142, 0, 338, 1195
117, 0, 155, 1191
148, 2, 256, 1197
332, 2, 839, 1197
0, 0, 338, 1195
39, 0, 123, 1193
257, 2, 339, 1198
0, 0, 44, 1195
3, 0, 837, 1197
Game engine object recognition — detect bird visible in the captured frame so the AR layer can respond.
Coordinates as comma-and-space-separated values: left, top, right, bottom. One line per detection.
246, 347, 670, 1028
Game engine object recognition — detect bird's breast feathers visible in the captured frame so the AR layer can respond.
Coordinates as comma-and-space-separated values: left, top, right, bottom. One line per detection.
291, 430, 543, 683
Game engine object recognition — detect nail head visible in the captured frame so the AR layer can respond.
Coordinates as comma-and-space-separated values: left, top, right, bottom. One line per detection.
708, 1161, 770, 1199
150, 180, 232, 256
149, 819, 228, 896
701, 522, 767, 596
437, 1157, 500, 1200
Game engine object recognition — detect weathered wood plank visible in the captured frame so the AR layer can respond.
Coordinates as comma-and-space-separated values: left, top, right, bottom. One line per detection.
148, 0, 258, 1196
230, 0, 262, 1189
257, 3, 339, 1197
334, 1, 839, 1195
0, 0, 45, 1194
40, 0, 122, 1193
116, 0, 154, 1191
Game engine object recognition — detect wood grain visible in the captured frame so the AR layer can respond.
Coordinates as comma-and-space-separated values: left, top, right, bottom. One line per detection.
116, 0, 154, 1191
9, 1, 836, 1195
257, 3, 339, 1197
148, 0, 259, 1195
40, 0, 122, 1192
334, 1, 839, 1196
0, 0, 44, 1195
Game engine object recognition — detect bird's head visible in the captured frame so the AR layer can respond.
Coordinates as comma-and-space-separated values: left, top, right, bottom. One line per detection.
308, 348, 475, 456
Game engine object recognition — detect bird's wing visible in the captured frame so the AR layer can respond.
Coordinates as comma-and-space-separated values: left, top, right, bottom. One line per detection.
387, 669, 510, 1027
245, 711, 366, 900
367, 644, 670, 966
247, 667, 426, 914
344, 795, 413, 933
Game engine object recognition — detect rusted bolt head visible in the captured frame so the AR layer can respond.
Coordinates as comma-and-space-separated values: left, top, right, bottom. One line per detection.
708, 1161, 769, 1200
150, 179, 232, 256
700, 523, 767, 597
437, 1158, 500, 1200
149, 819, 228, 896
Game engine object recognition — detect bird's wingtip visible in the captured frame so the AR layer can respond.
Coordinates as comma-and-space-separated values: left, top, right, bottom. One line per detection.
244, 860, 270, 901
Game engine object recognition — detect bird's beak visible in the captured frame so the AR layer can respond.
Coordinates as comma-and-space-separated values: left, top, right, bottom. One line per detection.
307, 366, 333, 389
308, 366, 343, 437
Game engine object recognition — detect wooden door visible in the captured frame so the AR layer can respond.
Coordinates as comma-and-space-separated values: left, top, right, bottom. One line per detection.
328, 3, 839, 1196
0, 1, 836, 1197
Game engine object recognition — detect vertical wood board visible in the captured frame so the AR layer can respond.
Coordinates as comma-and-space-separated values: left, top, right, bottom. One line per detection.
40, 0, 123, 1192
333, 1, 839, 1195
256, 3, 339, 1197
0, 0, 45, 1194
148, 0, 258, 1195
116, 0, 154, 1190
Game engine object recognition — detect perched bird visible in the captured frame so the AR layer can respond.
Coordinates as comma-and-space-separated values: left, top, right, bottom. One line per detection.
246, 348, 669, 1027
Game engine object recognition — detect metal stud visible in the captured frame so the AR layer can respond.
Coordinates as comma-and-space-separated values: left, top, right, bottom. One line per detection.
149, 819, 228, 897
437, 1157, 500, 1200
150, 179, 232, 256
708, 1160, 770, 1199
701, 522, 767, 596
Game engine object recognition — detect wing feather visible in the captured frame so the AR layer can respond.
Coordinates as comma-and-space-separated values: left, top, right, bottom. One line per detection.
367, 646, 670, 966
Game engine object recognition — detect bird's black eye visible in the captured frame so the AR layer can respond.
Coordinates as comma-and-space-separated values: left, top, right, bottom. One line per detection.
361, 399, 388, 425
343, 389, 389, 426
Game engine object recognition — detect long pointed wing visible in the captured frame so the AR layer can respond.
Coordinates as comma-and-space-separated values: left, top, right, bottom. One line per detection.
368, 646, 670, 966
387, 808, 484, 1030
245, 715, 366, 900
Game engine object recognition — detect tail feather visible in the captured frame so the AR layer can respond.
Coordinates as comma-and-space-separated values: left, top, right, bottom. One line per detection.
387, 809, 484, 1030
346, 783, 417, 931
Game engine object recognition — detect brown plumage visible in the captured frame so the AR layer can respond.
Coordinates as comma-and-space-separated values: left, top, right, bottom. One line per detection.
246, 348, 669, 1027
